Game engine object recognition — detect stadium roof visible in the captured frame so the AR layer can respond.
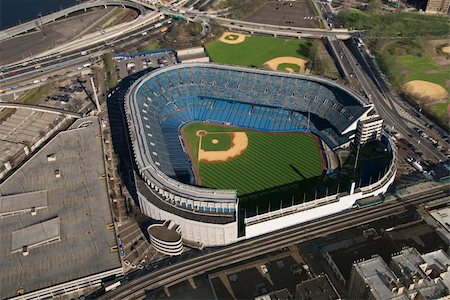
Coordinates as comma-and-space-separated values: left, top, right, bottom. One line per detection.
0, 117, 121, 299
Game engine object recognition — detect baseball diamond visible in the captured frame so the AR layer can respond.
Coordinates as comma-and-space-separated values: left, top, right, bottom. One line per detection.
182, 122, 325, 196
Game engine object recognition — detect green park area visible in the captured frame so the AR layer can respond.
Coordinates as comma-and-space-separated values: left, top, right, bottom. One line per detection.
338, 7, 449, 126
205, 35, 312, 68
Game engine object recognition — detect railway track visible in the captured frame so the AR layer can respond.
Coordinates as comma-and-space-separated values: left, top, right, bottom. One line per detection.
101, 184, 449, 299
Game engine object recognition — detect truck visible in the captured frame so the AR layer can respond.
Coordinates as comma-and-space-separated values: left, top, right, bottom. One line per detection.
154, 22, 162, 29
412, 161, 424, 172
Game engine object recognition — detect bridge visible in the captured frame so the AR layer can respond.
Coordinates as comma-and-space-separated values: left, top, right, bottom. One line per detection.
0, 102, 82, 118
162, 9, 358, 40
0, 0, 148, 42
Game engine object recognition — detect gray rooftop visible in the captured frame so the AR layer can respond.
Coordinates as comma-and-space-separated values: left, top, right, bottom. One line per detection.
390, 247, 427, 283
11, 217, 60, 253
295, 275, 340, 300
353, 256, 408, 300
0, 190, 47, 217
421, 249, 450, 274
0, 117, 121, 299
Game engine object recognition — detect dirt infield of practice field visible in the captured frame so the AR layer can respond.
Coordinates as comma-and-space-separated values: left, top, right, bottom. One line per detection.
442, 45, 450, 54
219, 32, 247, 44
264, 56, 307, 73
198, 131, 248, 162
403, 80, 449, 101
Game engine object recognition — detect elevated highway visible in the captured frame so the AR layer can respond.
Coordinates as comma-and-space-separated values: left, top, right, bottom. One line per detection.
163, 9, 359, 40
0, 0, 148, 42
99, 184, 449, 299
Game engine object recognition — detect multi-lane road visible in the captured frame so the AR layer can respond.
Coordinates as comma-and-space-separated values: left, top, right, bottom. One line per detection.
99, 184, 449, 300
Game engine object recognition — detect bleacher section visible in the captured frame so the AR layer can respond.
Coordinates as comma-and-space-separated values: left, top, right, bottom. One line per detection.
127, 63, 370, 213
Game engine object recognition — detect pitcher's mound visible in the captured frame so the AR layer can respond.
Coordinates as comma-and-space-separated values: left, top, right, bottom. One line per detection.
403, 80, 448, 101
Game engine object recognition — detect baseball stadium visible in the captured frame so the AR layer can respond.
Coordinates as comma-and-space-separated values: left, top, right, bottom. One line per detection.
125, 63, 397, 247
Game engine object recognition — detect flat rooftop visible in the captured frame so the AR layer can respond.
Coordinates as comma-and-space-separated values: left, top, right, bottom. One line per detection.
0, 117, 121, 299
0, 190, 47, 217
11, 217, 60, 253
295, 275, 340, 300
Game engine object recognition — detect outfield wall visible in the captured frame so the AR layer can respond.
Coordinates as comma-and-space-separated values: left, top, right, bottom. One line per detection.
244, 173, 395, 238
244, 133, 397, 238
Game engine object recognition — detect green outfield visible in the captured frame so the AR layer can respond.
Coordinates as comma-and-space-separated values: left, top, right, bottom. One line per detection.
205, 35, 312, 67
182, 122, 325, 196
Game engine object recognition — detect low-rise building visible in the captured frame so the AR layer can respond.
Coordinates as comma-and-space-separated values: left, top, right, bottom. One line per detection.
348, 247, 450, 300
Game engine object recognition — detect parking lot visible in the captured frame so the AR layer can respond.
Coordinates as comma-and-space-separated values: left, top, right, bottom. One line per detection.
245, 0, 320, 28
114, 50, 178, 80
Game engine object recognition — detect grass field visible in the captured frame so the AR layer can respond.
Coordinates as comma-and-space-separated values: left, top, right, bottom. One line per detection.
373, 38, 449, 126
201, 133, 230, 151
205, 35, 312, 67
182, 122, 325, 196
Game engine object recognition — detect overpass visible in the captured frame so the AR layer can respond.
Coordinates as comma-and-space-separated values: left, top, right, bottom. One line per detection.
0, 102, 82, 118
0, 0, 148, 42
163, 9, 358, 40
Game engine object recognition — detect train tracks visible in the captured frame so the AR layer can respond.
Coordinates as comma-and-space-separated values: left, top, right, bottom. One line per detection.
101, 184, 449, 299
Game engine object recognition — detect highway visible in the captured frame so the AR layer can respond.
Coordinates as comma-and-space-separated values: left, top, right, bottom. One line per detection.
100, 184, 449, 299
0, 0, 148, 42
0, 19, 172, 91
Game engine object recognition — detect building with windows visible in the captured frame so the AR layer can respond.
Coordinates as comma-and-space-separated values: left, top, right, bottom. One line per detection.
355, 114, 383, 145
348, 248, 450, 300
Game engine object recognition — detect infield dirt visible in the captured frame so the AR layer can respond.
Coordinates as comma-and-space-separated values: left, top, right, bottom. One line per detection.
198, 132, 248, 162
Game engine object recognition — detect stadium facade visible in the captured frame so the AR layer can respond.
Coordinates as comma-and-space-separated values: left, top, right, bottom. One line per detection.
125, 63, 397, 247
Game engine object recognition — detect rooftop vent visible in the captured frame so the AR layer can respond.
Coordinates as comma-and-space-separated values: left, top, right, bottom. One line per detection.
22, 246, 29, 256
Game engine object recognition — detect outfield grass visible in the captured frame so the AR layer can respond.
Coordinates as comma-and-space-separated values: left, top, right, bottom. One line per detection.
201, 133, 230, 151
182, 122, 324, 196
205, 35, 312, 67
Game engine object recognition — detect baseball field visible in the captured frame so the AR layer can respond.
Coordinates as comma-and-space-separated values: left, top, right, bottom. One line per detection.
181, 122, 325, 196
205, 34, 311, 69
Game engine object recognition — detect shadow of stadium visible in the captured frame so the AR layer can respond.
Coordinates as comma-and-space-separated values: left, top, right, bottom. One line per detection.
106, 69, 155, 203
239, 170, 353, 218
